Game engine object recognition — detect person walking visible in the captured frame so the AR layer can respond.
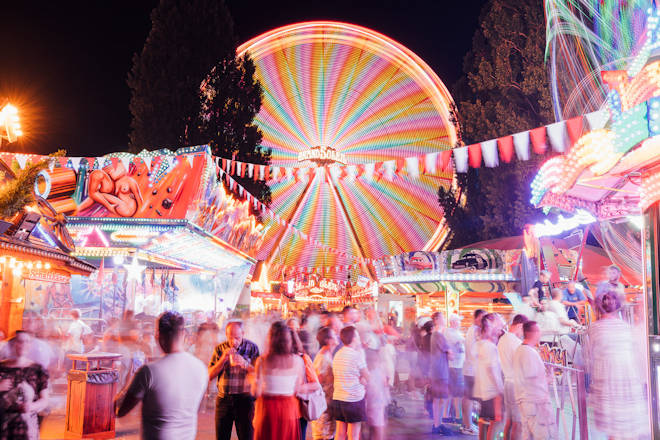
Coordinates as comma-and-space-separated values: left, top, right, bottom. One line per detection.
429, 312, 453, 436
291, 326, 320, 439
497, 314, 528, 440
209, 321, 260, 440
252, 321, 318, 440
311, 327, 338, 440
586, 291, 649, 439
474, 313, 505, 440
115, 312, 208, 440
332, 326, 369, 440
0, 331, 50, 440
460, 308, 485, 435
443, 314, 465, 424
512, 320, 557, 439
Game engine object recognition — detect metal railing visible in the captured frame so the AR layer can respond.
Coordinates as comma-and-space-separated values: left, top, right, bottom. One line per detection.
545, 361, 589, 440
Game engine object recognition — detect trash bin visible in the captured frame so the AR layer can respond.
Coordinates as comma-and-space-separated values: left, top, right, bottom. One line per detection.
65, 352, 122, 439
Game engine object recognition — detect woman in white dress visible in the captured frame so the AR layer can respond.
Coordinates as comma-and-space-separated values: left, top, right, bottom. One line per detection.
587, 290, 649, 439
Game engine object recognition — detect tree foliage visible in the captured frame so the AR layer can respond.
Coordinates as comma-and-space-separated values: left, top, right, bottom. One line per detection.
439, 0, 554, 248
128, 0, 270, 206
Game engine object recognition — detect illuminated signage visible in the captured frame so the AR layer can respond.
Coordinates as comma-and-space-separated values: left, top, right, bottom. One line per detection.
532, 209, 596, 237
297, 146, 347, 165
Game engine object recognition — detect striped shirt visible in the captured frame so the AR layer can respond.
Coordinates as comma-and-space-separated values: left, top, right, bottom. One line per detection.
332, 346, 366, 402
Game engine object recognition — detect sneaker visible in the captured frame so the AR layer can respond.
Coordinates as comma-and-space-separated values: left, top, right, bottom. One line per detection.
459, 425, 478, 435
439, 424, 454, 436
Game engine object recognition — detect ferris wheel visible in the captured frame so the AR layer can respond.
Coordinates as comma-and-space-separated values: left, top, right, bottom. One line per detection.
238, 22, 458, 278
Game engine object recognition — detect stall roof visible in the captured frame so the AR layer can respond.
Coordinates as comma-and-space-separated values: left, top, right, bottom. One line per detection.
0, 234, 96, 275
68, 218, 255, 274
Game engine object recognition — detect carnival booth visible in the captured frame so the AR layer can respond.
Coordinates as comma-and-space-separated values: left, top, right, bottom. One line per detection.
0, 158, 96, 336
0, 146, 263, 324
528, 51, 660, 434
374, 248, 521, 322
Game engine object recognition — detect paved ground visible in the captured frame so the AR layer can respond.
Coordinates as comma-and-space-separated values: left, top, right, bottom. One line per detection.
41, 391, 477, 439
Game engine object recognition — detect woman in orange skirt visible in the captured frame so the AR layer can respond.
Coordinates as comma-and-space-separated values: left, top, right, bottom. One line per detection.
252, 321, 319, 440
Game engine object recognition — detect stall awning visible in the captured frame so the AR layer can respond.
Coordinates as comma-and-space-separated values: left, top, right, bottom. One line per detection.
0, 235, 96, 275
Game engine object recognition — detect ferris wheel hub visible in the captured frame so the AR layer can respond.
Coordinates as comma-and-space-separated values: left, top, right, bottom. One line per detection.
297, 146, 347, 166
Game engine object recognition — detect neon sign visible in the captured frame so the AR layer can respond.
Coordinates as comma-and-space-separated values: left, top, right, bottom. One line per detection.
532, 209, 596, 237
298, 146, 347, 166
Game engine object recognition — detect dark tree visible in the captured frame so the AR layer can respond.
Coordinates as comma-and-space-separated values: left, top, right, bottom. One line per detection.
199, 54, 271, 207
439, 0, 554, 248
128, 0, 270, 206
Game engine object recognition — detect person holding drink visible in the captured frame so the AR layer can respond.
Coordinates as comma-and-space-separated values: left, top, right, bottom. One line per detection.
209, 321, 260, 440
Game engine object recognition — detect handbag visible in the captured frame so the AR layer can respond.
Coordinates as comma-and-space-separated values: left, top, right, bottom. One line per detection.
297, 354, 327, 421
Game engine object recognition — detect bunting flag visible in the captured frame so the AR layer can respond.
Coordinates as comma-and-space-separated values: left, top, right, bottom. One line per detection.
15, 154, 29, 170
498, 136, 514, 163
468, 143, 482, 168
480, 139, 499, 168
546, 121, 568, 153
453, 146, 469, 173
513, 131, 530, 161
529, 126, 547, 154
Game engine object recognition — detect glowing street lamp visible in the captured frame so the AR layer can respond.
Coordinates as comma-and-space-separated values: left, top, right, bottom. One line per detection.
0, 104, 22, 145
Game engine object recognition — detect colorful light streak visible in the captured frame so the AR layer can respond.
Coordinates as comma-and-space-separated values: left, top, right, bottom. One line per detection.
236, 22, 457, 273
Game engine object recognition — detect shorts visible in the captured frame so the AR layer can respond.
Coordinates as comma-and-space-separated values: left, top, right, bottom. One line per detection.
503, 381, 521, 422
519, 400, 557, 439
480, 395, 504, 422
331, 398, 366, 423
463, 375, 476, 400
430, 378, 449, 399
449, 368, 464, 397
366, 402, 386, 427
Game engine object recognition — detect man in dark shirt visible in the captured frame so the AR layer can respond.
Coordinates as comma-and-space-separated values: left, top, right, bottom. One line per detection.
528, 270, 551, 306
208, 321, 260, 440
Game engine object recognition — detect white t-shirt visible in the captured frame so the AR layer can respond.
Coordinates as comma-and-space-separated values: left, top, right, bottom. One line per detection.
462, 325, 479, 376
332, 346, 367, 402
65, 319, 92, 353
473, 339, 503, 401
546, 300, 571, 334
125, 352, 208, 440
443, 327, 465, 369
497, 332, 521, 382
512, 344, 550, 403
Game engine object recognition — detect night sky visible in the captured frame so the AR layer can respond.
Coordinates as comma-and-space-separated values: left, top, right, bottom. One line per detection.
1, 0, 487, 156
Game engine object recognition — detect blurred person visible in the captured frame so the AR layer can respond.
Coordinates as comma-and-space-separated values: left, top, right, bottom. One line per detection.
474, 313, 505, 440
1, 318, 55, 371
429, 312, 453, 436
460, 308, 486, 435
528, 270, 551, 306
595, 265, 625, 299
497, 314, 528, 440
312, 327, 338, 440
341, 306, 360, 327
115, 312, 207, 439
209, 321, 260, 440
512, 321, 557, 439
586, 291, 648, 440
63, 309, 91, 354
365, 346, 389, 440
443, 313, 465, 423
332, 326, 369, 440
252, 321, 318, 440
418, 320, 434, 382
561, 281, 588, 322
290, 326, 320, 439
298, 316, 313, 357
0, 331, 49, 440
547, 289, 581, 336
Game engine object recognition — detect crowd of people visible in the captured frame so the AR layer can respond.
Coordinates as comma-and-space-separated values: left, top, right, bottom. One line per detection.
0, 267, 651, 440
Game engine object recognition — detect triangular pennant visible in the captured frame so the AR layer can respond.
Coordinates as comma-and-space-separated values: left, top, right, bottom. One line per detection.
546, 120, 568, 152
565, 116, 584, 144
119, 156, 131, 172
248, 163, 254, 179
363, 163, 374, 181
142, 156, 152, 171
70, 157, 82, 171
185, 155, 195, 167
513, 131, 530, 161
405, 157, 419, 178
86, 157, 95, 170
468, 143, 482, 168
497, 136, 514, 163
395, 158, 406, 175
584, 109, 609, 131
480, 140, 499, 168
48, 159, 56, 172
16, 154, 28, 170
529, 126, 547, 154
383, 160, 395, 180
453, 146, 469, 173
59, 157, 69, 168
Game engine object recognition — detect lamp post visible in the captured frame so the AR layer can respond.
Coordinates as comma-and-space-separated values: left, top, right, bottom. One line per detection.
0, 104, 22, 145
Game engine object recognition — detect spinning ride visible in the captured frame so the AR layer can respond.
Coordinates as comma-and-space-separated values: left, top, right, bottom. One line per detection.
238, 22, 458, 279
